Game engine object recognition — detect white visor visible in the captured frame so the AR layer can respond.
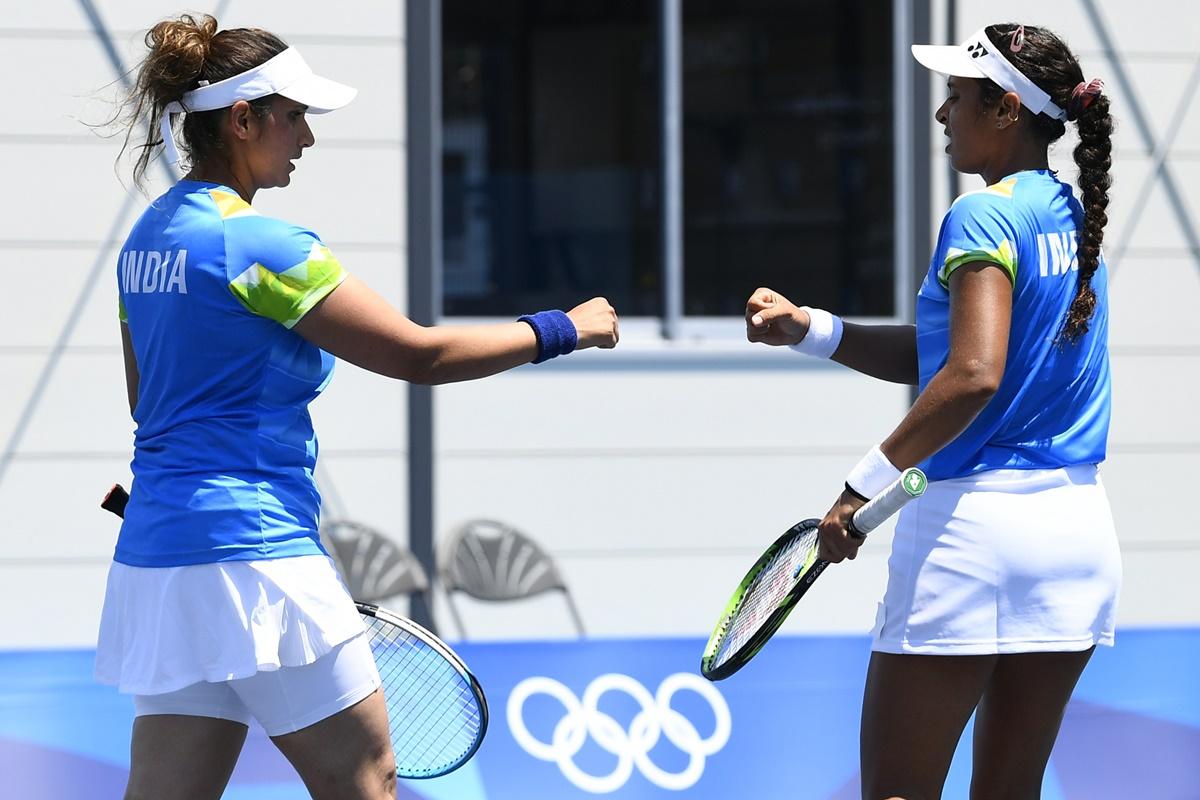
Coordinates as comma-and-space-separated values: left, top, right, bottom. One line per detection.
911, 27, 1066, 121
160, 47, 357, 165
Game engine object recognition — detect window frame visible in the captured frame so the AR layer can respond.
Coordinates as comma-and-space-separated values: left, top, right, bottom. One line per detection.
426, 0, 930, 343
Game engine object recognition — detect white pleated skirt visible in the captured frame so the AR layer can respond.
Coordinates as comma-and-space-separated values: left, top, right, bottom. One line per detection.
872, 464, 1122, 655
95, 554, 367, 696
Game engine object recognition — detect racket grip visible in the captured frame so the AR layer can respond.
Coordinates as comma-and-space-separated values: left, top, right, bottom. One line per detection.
101, 484, 130, 519
849, 467, 927, 537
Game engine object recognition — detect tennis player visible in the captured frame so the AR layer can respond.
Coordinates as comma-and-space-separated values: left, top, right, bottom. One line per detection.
96, 14, 618, 800
745, 24, 1118, 799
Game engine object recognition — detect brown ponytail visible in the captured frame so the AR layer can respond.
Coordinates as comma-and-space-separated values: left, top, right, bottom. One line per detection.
117, 14, 287, 189
978, 24, 1115, 344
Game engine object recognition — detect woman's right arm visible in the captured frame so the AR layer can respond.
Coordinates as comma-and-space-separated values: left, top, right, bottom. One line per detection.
292, 275, 619, 385
744, 287, 917, 384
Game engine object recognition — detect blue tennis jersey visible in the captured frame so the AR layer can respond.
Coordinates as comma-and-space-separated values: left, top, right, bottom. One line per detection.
115, 180, 347, 566
917, 169, 1111, 481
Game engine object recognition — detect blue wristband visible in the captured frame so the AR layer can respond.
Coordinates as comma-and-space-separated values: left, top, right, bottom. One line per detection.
518, 310, 578, 364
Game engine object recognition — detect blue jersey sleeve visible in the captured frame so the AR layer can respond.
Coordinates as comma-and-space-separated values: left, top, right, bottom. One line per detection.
936, 189, 1021, 287
211, 189, 347, 328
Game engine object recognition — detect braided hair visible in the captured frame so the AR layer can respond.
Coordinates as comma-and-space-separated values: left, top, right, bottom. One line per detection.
978, 24, 1114, 344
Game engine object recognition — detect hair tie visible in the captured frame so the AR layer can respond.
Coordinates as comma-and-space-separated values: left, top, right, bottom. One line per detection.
1067, 77, 1105, 120
1009, 25, 1026, 53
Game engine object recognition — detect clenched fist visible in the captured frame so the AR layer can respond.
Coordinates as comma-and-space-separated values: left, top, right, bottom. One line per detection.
568, 297, 620, 351
744, 287, 810, 346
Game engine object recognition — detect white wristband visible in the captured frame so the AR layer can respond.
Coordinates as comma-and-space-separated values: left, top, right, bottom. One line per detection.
789, 306, 843, 359
845, 444, 902, 499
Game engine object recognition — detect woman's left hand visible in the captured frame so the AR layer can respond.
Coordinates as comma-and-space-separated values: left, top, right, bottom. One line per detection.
817, 488, 868, 563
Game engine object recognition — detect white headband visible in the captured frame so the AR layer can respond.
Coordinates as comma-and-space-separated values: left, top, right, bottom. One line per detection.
159, 47, 357, 165
911, 27, 1067, 122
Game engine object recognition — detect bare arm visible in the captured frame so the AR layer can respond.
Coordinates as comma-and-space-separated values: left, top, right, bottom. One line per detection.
817, 262, 1013, 562
878, 262, 1012, 468
120, 322, 139, 415
292, 275, 618, 385
744, 287, 917, 384
832, 322, 917, 384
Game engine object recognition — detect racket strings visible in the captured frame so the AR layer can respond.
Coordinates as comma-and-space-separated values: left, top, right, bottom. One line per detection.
712, 527, 819, 668
363, 615, 483, 775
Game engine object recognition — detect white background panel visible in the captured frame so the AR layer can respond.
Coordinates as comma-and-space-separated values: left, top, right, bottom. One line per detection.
954, 0, 1200, 55
0, 563, 110, 649
5, 1, 403, 40
1102, 452, 1200, 546
0, 457, 131, 561
0, 146, 144, 244
208, 2, 404, 41
0, 356, 63, 450
436, 367, 910, 452
311, 359, 408, 454
0, 37, 131, 139
8, 351, 132, 455
1107, 354, 1200, 445
1104, 158, 1200, 256
0, 249, 119, 349
436, 453, 899, 554
1113, 549, 1200, 627
1107, 256, 1200, 348
312, 454, 409, 538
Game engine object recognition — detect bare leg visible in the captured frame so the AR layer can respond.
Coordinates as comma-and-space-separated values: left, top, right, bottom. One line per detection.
124, 715, 247, 800
861, 652, 998, 800
970, 648, 1094, 800
270, 688, 396, 800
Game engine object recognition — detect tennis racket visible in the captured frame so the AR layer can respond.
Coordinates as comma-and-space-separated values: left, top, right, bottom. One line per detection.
101, 484, 487, 778
701, 467, 928, 681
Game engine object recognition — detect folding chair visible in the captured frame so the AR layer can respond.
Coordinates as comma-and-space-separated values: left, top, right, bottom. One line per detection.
320, 519, 430, 606
439, 518, 585, 638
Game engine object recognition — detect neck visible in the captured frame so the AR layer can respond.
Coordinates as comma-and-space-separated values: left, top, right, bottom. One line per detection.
981, 137, 1050, 186
185, 160, 256, 202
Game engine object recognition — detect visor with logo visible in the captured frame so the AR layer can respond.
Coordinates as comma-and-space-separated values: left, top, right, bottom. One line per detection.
911, 27, 1067, 121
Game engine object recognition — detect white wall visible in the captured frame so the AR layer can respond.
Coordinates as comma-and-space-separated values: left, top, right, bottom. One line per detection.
1, 0, 1196, 649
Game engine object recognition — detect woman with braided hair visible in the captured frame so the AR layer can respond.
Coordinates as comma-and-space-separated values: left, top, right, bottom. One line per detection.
97, 13, 618, 800
744, 23, 1117, 798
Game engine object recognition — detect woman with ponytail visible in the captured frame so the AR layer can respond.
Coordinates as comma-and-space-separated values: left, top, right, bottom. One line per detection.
99, 14, 618, 800
744, 24, 1118, 798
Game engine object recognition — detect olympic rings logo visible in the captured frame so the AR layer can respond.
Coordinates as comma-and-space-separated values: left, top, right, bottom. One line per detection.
506, 672, 732, 794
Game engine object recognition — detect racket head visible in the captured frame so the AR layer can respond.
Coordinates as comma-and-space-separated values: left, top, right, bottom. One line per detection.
356, 602, 488, 778
701, 519, 827, 681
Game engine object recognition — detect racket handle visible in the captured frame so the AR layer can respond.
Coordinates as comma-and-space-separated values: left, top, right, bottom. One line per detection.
101, 483, 130, 519
849, 467, 927, 537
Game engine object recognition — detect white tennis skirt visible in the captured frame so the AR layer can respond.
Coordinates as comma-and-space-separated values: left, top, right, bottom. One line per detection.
872, 464, 1122, 655
95, 554, 367, 696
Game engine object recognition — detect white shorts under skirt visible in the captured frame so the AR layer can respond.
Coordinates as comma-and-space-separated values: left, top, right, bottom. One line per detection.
96, 555, 368, 696
133, 635, 381, 737
872, 465, 1122, 656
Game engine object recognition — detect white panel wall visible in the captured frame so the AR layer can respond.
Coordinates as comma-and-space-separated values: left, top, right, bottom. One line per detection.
1, 1, 1197, 649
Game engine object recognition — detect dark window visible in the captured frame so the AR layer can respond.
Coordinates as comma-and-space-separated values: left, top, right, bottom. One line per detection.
442, 0, 659, 316
682, 0, 894, 316
441, 0, 895, 319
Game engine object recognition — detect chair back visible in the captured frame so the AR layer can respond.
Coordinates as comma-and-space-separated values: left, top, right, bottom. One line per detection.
321, 519, 430, 604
